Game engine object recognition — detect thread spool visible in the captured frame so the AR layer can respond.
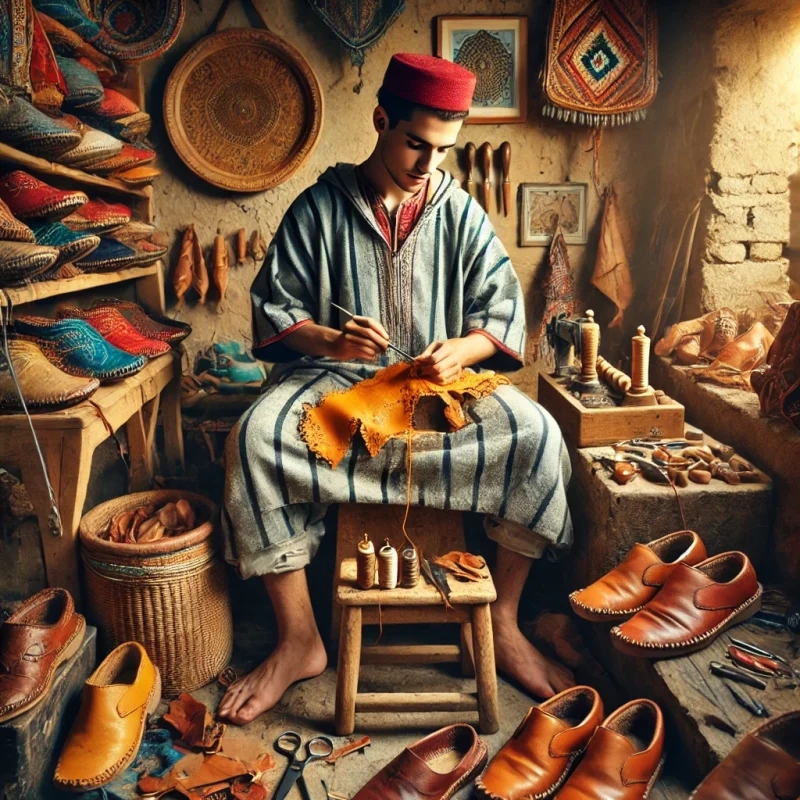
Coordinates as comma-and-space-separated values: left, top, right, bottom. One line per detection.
631, 325, 650, 393
596, 356, 632, 394
356, 533, 376, 590
401, 545, 420, 588
579, 310, 600, 386
378, 539, 398, 590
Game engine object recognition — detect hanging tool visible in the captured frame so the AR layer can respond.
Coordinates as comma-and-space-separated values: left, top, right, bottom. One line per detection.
464, 142, 476, 198
331, 302, 415, 362
272, 731, 334, 800
710, 661, 767, 690
499, 141, 511, 217
480, 141, 492, 213
723, 681, 770, 717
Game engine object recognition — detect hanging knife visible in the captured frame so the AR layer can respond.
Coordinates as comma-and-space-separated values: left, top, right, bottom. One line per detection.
480, 142, 493, 214
464, 142, 476, 198
710, 661, 767, 690
500, 141, 511, 217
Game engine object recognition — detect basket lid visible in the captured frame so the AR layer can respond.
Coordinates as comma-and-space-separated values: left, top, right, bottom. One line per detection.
163, 27, 323, 192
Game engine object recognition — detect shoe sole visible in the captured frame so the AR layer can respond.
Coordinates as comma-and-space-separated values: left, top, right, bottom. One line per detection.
54, 666, 162, 793
611, 587, 762, 658
569, 596, 642, 623
474, 747, 584, 799
643, 754, 666, 799
0, 614, 86, 724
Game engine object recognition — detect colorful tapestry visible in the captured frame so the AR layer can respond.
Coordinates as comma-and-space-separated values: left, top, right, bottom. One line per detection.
0, 0, 33, 95
542, 0, 657, 126
538, 228, 577, 361
307, 0, 406, 68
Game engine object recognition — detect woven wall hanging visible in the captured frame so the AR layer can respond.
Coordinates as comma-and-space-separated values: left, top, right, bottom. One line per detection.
164, 0, 323, 193
89, 0, 185, 61
542, 0, 658, 126
308, 0, 405, 69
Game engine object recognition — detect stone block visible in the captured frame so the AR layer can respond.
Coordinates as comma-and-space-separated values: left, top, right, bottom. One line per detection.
708, 201, 747, 227
706, 241, 746, 263
701, 259, 789, 311
716, 176, 751, 194
706, 218, 757, 244
751, 173, 788, 193
0, 626, 96, 800
712, 191, 789, 211
751, 202, 790, 241
750, 241, 784, 261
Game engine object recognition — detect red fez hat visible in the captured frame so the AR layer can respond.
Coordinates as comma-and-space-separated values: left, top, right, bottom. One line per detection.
382, 53, 476, 113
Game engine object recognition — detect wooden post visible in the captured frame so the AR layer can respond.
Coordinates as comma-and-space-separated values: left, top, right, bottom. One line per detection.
460, 622, 475, 677
127, 395, 159, 491
471, 603, 499, 734
161, 354, 185, 475
335, 605, 362, 735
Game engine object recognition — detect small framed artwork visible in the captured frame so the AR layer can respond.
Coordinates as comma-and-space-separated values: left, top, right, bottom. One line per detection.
437, 16, 528, 124
519, 183, 588, 246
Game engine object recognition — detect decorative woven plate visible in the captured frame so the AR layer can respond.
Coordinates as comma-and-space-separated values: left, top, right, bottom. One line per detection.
163, 28, 323, 192
90, 0, 185, 61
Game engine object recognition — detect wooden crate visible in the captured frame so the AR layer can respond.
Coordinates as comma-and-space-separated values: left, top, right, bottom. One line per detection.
538, 372, 685, 447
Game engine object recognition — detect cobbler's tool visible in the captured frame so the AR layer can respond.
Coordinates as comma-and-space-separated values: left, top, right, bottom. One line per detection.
272, 731, 334, 800
480, 141, 492, 213
401, 544, 420, 588
729, 637, 798, 680
623, 325, 657, 407
545, 312, 584, 378
331, 302, 414, 362
356, 533, 376, 589
723, 681, 770, 717
500, 141, 511, 216
710, 661, 768, 690
728, 645, 791, 677
464, 142, 476, 197
378, 539, 398, 589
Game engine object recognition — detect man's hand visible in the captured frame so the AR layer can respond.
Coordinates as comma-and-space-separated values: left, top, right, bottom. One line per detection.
328, 315, 389, 362
415, 340, 465, 385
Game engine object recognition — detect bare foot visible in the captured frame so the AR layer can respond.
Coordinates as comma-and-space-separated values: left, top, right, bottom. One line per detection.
216, 631, 327, 725
492, 608, 575, 699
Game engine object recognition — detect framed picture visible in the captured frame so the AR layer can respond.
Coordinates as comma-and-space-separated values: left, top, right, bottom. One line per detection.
437, 16, 528, 124
519, 183, 588, 246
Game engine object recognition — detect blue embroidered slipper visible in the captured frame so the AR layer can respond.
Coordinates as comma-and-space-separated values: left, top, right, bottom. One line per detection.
55, 56, 105, 111
0, 96, 81, 158
74, 236, 136, 273
28, 221, 100, 265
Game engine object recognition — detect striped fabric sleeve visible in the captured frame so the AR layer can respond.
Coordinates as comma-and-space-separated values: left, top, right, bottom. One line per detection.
251, 194, 319, 362
460, 203, 526, 372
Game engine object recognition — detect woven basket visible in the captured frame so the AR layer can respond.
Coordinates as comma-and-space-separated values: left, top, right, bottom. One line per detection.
79, 490, 232, 695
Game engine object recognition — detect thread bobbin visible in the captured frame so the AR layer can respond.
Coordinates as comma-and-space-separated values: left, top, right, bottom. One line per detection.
579, 310, 600, 385
401, 545, 420, 588
356, 533, 376, 590
378, 539, 398, 590
630, 325, 651, 393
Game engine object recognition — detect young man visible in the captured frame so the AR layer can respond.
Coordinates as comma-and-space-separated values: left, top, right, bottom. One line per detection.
218, 53, 575, 726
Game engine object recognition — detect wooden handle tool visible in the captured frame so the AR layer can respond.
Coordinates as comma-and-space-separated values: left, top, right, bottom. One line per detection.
464, 142, 476, 197
500, 141, 511, 217
480, 142, 492, 214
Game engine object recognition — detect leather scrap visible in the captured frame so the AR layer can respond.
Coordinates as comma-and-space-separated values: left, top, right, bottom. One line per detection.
300, 362, 509, 468
431, 551, 487, 582
325, 735, 371, 763
164, 693, 227, 752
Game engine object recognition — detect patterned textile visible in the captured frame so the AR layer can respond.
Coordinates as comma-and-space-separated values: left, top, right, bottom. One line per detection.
90, 298, 191, 344
538, 228, 577, 361
90, 0, 184, 61
28, 220, 99, 264
31, 0, 100, 40
356, 167, 427, 250
0, 95, 80, 157
542, 0, 658, 126
308, 0, 405, 67
0, 0, 33, 95
30, 8, 67, 110
56, 305, 170, 356
223, 163, 574, 578
12, 315, 146, 382
37, 11, 116, 77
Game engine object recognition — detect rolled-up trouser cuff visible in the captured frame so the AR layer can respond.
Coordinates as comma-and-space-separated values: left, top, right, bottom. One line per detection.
228, 532, 315, 579
484, 514, 549, 559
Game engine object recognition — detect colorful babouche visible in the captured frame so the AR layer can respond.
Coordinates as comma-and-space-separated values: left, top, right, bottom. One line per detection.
28, 221, 100, 265
74, 235, 136, 272
12, 316, 146, 382
111, 221, 167, 265
91, 0, 186, 61
90, 87, 141, 120
62, 197, 131, 233
78, 110, 152, 144
0, 171, 88, 220
0, 340, 99, 412
0, 241, 59, 285
113, 165, 160, 186
84, 142, 156, 175
0, 96, 81, 158
56, 125, 124, 169
0, 198, 35, 242
36, 11, 116, 79
55, 55, 105, 110
57, 304, 171, 357
31, 0, 102, 40
91, 298, 192, 344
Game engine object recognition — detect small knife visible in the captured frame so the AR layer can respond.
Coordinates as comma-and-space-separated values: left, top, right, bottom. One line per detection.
710, 661, 767, 690
500, 141, 511, 217
464, 142, 476, 198
480, 142, 493, 214
331, 302, 415, 362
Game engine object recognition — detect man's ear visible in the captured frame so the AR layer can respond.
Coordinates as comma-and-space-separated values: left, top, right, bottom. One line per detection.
373, 107, 388, 133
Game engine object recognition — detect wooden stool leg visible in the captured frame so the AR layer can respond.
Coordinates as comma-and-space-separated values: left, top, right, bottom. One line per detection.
460, 622, 475, 677
471, 603, 499, 734
335, 606, 362, 735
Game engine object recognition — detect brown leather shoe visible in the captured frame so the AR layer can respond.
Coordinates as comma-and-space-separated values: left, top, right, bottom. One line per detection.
611, 551, 761, 658
0, 588, 85, 723
53, 641, 161, 792
690, 711, 800, 800
476, 686, 604, 800
556, 699, 664, 800
352, 724, 488, 800
570, 531, 707, 622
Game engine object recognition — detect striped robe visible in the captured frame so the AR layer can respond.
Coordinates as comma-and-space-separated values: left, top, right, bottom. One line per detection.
223, 164, 573, 578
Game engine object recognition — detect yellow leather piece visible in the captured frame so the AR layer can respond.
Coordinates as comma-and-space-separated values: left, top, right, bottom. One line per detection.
300, 362, 509, 468
53, 642, 159, 791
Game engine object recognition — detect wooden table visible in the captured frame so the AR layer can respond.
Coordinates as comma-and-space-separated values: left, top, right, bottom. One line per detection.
0, 352, 183, 601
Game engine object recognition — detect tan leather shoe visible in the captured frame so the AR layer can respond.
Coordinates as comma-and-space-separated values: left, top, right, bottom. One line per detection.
53, 642, 161, 792
570, 531, 707, 622
556, 699, 664, 800
0, 588, 85, 723
611, 551, 761, 658
476, 686, 604, 800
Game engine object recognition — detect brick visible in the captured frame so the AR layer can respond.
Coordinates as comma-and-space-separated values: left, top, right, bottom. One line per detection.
750, 242, 783, 261
701, 259, 789, 311
707, 242, 747, 263
751, 202, 790, 241
716, 176, 752, 194
751, 173, 788, 193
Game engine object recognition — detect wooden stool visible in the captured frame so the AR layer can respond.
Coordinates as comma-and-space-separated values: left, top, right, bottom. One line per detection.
334, 550, 499, 735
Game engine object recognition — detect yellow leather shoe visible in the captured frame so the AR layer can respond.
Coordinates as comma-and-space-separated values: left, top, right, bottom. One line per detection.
53, 642, 161, 792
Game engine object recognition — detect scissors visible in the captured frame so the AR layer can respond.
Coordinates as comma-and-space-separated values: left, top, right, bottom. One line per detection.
273, 730, 334, 800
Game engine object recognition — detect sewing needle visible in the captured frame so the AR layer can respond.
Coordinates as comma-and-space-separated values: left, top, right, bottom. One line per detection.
331, 302, 415, 362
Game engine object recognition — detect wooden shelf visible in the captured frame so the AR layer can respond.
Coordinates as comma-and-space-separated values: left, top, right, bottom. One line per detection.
0, 141, 150, 199
0, 262, 161, 307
